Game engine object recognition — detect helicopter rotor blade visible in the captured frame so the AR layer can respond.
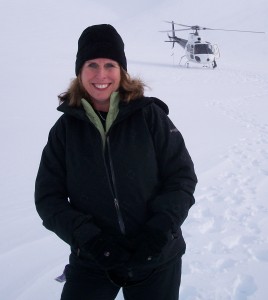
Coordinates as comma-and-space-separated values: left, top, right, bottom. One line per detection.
164, 21, 192, 28
162, 21, 265, 34
200, 27, 265, 34
159, 28, 191, 33
174, 23, 198, 28
164, 22, 206, 30
173, 29, 193, 32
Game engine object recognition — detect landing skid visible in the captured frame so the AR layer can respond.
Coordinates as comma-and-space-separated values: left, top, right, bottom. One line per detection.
179, 55, 216, 69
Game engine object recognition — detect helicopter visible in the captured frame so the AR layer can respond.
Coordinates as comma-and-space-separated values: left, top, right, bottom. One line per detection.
160, 21, 265, 68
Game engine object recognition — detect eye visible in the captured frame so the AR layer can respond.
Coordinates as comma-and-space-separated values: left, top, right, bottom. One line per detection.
105, 63, 118, 69
87, 62, 98, 69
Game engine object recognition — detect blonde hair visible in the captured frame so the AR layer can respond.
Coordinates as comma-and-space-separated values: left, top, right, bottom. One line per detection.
58, 68, 147, 106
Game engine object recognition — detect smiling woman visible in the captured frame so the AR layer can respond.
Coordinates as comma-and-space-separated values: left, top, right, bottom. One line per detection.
35, 23, 197, 300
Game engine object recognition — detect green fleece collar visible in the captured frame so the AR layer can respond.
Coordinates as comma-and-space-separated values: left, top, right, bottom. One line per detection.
81, 92, 120, 147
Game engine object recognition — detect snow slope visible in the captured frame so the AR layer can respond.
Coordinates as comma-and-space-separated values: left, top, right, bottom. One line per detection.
0, 0, 267, 299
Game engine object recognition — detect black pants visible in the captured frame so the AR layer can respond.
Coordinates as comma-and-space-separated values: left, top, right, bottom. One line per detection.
60, 256, 182, 300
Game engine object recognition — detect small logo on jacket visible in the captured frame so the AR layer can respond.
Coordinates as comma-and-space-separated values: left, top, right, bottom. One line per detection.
170, 128, 179, 133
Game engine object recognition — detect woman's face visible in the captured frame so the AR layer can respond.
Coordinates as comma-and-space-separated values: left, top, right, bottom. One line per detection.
80, 58, 121, 111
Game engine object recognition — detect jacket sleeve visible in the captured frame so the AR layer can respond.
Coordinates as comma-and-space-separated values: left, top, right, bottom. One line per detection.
144, 102, 198, 232
35, 118, 100, 247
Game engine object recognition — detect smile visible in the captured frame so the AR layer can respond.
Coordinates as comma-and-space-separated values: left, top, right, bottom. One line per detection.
93, 84, 110, 89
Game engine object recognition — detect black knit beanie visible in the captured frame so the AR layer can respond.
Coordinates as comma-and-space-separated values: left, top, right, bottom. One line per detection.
75, 24, 127, 76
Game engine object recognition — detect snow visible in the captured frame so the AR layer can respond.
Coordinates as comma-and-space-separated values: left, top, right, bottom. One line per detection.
0, 0, 267, 299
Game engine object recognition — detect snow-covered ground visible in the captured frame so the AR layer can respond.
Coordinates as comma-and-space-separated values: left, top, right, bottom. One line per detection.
0, 0, 267, 299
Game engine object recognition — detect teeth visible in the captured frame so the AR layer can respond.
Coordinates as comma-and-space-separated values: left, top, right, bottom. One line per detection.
94, 84, 109, 89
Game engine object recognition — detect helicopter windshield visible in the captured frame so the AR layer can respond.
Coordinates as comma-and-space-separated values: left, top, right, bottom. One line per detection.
194, 44, 213, 54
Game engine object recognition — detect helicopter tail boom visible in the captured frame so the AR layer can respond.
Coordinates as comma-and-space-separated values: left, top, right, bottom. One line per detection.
166, 21, 188, 48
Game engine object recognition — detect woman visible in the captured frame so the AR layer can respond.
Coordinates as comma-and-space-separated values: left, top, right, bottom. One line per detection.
35, 24, 197, 300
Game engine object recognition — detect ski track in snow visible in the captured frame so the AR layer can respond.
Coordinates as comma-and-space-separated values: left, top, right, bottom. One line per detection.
0, 234, 67, 300
180, 69, 268, 300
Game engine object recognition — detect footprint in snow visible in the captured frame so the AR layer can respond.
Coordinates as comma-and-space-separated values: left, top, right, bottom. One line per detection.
232, 274, 257, 300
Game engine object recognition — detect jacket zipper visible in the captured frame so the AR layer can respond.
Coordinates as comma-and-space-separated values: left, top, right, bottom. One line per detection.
105, 135, 126, 235
84, 117, 127, 235
106, 134, 134, 278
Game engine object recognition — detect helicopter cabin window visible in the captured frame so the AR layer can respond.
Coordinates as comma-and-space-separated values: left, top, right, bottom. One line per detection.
194, 44, 213, 54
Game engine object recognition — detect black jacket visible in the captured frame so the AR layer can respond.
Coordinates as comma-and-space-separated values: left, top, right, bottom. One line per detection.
35, 96, 197, 268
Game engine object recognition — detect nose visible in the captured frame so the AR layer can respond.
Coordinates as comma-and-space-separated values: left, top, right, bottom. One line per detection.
96, 66, 107, 79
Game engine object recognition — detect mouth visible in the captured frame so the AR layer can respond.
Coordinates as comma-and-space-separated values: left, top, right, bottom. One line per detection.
93, 83, 110, 90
